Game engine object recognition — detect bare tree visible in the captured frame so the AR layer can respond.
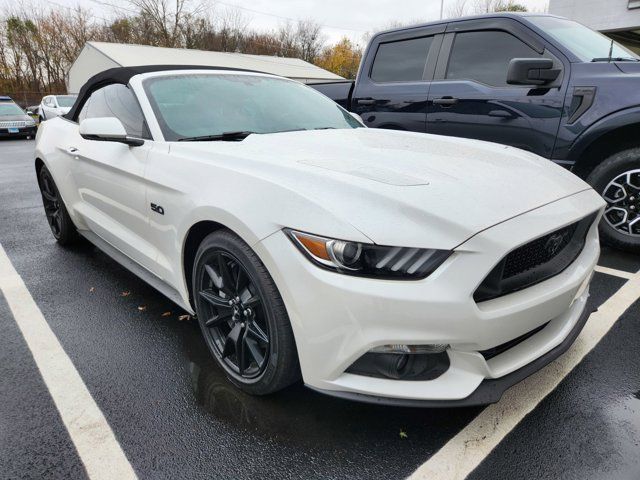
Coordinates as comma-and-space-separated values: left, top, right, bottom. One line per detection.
295, 19, 324, 63
0, 0, 344, 97
215, 5, 250, 52
447, 0, 469, 18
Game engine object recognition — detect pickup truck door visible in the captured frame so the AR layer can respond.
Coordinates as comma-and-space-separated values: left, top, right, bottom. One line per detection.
426, 19, 568, 159
352, 25, 444, 132
65, 84, 159, 274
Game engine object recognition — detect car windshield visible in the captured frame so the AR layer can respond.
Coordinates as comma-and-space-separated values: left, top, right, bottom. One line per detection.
55, 95, 76, 107
528, 16, 639, 62
143, 73, 362, 141
0, 103, 25, 116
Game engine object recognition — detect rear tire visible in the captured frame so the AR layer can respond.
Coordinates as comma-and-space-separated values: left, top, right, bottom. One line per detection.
587, 147, 640, 253
37, 165, 79, 246
192, 230, 300, 395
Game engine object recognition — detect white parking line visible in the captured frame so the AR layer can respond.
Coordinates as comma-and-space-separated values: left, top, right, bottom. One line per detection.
0, 244, 138, 480
594, 265, 635, 280
410, 268, 640, 480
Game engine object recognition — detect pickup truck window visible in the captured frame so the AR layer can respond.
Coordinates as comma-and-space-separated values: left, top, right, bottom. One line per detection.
446, 31, 541, 87
371, 37, 432, 82
528, 16, 639, 62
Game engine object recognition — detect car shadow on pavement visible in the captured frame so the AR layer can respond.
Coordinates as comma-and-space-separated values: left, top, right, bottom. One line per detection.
184, 327, 482, 454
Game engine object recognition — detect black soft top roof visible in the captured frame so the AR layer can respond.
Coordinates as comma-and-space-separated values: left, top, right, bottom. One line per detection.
66, 64, 267, 121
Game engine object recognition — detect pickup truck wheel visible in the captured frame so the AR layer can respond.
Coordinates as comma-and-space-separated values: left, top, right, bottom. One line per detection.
587, 148, 640, 253
193, 230, 300, 395
37, 165, 79, 246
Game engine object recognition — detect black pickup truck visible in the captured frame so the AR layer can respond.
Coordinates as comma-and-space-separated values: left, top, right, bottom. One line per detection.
311, 13, 640, 252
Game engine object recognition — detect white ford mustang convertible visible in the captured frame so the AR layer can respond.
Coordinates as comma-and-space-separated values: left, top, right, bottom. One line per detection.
35, 65, 605, 406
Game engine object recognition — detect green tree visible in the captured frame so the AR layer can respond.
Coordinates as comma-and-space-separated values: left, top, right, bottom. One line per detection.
494, 1, 528, 12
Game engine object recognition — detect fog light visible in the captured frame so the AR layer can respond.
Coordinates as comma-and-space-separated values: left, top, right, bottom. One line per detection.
370, 344, 448, 354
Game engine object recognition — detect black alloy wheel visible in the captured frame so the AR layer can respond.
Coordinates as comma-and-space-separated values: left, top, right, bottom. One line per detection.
587, 147, 640, 252
601, 169, 640, 236
193, 230, 300, 395
37, 166, 78, 245
40, 169, 63, 236
198, 251, 270, 378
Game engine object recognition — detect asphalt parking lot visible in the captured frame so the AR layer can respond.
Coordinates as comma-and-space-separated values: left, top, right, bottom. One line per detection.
1, 138, 639, 480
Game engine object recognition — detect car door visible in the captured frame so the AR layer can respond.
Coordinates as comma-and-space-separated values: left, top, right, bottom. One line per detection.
65, 83, 158, 273
427, 19, 568, 158
352, 25, 444, 132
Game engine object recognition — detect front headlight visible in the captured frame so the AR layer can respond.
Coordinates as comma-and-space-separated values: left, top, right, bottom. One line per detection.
285, 229, 451, 279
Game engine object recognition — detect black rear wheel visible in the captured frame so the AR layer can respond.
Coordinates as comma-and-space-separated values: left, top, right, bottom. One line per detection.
37, 165, 79, 246
193, 230, 300, 395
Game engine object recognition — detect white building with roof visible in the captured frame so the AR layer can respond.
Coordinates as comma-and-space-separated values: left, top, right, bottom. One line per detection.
67, 41, 343, 93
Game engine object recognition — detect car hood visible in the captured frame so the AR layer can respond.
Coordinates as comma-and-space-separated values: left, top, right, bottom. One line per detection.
0, 114, 32, 122
172, 129, 591, 249
614, 62, 640, 74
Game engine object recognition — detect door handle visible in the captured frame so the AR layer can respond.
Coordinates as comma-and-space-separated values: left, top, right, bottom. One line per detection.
433, 97, 459, 107
66, 146, 79, 155
355, 98, 376, 106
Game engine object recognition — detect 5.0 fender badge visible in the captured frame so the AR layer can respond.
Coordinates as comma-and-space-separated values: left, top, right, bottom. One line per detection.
151, 203, 165, 215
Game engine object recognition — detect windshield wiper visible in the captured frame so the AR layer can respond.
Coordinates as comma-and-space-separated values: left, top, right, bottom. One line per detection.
178, 131, 255, 142
591, 57, 640, 62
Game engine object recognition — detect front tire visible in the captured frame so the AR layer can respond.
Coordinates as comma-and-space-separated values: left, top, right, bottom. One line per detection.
192, 230, 300, 395
37, 165, 79, 246
587, 148, 640, 253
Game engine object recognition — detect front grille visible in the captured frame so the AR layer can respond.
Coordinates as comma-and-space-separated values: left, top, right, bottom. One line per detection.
0, 121, 29, 128
474, 212, 597, 302
502, 222, 579, 279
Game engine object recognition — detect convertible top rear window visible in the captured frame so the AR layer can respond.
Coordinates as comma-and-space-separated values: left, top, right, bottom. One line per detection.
143, 74, 362, 141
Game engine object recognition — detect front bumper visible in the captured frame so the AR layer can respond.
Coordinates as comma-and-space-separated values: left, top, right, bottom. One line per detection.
306, 297, 593, 407
0, 126, 36, 137
255, 189, 604, 404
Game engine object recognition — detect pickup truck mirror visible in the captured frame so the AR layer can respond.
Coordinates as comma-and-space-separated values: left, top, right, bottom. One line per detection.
79, 117, 144, 147
507, 58, 560, 86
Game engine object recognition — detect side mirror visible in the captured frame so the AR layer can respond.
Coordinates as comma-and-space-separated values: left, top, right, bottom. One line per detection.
349, 111, 365, 125
79, 117, 144, 146
26, 110, 34, 116
507, 58, 560, 86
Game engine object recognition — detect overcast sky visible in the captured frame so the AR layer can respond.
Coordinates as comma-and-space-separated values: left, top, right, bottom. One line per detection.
26, 0, 550, 44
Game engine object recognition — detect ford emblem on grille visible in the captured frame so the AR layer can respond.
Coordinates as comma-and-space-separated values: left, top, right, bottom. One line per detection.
544, 233, 565, 256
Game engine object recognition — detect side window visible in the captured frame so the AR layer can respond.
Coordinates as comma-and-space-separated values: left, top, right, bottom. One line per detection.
78, 97, 91, 123
446, 31, 542, 87
371, 36, 433, 82
80, 84, 149, 138
44, 97, 52, 107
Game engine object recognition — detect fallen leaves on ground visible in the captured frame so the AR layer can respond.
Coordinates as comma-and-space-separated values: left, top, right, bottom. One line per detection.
399, 430, 408, 439
89, 287, 95, 293
121, 291, 131, 297
161, 311, 172, 317
137, 305, 147, 312
178, 314, 191, 321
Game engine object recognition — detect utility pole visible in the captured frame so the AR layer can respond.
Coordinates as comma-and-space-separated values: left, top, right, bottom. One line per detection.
440, 0, 444, 19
